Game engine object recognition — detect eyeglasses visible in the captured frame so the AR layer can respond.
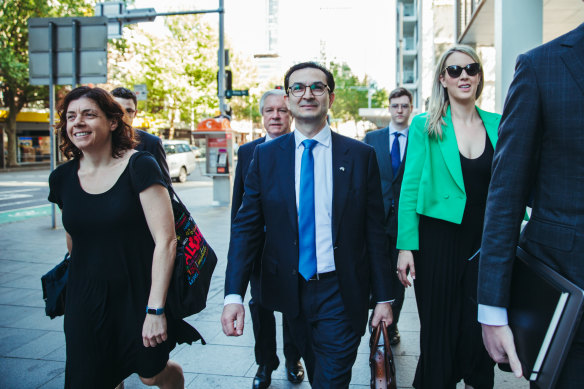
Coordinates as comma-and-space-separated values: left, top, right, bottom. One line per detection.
390, 104, 411, 110
288, 82, 330, 97
443, 63, 481, 78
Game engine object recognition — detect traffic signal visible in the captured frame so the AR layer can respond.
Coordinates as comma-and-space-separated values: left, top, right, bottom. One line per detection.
217, 69, 233, 98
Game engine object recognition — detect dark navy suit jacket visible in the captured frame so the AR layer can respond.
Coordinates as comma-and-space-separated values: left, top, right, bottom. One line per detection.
134, 129, 171, 186
231, 137, 265, 223
479, 24, 584, 341
225, 131, 391, 335
363, 127, 407, 238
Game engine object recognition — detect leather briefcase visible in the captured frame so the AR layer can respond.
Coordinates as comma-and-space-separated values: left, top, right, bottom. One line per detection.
369, 321, 397, 389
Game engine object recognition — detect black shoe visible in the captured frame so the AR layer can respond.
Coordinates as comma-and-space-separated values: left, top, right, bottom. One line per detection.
389, 325, 400, 346
285, 360, 305, 384
252, 360, 279, 389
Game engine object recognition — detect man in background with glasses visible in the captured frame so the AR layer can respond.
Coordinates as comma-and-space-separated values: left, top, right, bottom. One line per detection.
363, 87, 413, 346
222, 62, 394, 387
230, 89, 304, 389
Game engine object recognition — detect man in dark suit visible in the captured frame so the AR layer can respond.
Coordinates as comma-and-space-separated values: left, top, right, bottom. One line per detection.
231, 89, 304, 389
111, 87, 171, 185
478, 23, 584, 385
221, 62, 393, 387
363, 87, 412, 345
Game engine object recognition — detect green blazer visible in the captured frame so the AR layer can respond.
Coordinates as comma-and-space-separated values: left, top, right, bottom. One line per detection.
396, 106, 501, 250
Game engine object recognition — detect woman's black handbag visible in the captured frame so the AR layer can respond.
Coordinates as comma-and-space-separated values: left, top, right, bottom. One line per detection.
41, 253, 71, 319
165, 186, 217, 318
128, 154, 217, 318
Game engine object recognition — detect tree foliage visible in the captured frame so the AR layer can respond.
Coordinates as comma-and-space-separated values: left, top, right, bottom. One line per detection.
0, 0, 95, 166
108, 15, 219, 137
328, 61, 388, 122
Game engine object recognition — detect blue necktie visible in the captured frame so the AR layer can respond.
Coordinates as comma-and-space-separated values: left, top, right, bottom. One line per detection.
298, 139, 318, 281
391, 132, 401, 176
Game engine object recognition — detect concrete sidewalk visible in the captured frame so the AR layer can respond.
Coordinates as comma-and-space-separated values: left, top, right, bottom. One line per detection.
0, 182, 527, 388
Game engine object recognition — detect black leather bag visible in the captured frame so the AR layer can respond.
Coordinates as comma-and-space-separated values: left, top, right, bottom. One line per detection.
370, 322, 397, 389
41, 253, 71, 319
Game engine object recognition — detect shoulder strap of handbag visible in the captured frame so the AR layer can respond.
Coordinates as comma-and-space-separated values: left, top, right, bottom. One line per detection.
127, 151, 186, 208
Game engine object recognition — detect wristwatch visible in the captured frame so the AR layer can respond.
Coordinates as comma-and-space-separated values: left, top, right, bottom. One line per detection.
146, 306, 165, 315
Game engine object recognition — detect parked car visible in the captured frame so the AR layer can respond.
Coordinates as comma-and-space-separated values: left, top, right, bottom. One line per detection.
162, 140, 197, 183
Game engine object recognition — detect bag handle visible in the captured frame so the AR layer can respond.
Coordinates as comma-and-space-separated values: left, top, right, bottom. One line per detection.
369, 321, 396, 377
128, 152, 186, 208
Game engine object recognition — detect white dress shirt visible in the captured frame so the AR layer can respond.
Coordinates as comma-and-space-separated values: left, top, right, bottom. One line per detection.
388, 123, 408, 162
294, 125, 335, 274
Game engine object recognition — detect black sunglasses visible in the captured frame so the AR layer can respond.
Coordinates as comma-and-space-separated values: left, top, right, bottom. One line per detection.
443, 63, 481, 78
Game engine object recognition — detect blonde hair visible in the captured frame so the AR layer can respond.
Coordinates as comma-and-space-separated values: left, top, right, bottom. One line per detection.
426, 45, 484, 139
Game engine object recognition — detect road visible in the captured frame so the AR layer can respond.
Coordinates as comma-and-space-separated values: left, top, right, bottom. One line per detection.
0, 158, 211, 225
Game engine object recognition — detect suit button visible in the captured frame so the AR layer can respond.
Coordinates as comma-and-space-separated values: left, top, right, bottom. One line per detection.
293, 240, 297, 246
292, 269, 297, 275
444, 194, 450, 199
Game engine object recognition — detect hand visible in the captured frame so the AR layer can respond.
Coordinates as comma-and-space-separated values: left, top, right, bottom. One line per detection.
481, 324, 523, 378
142, 313, 167, 347
370, 302, 393, 328
397, 250, 416, 287
221, 303, 245, 336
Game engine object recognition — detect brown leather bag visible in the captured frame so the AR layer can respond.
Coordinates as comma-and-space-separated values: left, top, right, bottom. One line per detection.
369, 321, 397, 389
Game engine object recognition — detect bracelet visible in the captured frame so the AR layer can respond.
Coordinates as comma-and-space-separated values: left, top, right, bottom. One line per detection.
146, 306, 165, 315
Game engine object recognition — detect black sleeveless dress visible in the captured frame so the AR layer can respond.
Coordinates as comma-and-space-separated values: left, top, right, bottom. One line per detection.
413, 138, 496, 389
48, 152, 198, 388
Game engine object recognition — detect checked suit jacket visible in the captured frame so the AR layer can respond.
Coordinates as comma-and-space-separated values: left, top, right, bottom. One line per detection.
478, 24, 584, 341
225, 131, 392, 335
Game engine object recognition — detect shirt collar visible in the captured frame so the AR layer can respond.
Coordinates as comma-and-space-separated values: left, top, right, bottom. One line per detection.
389, 122, 409, 137
264, 133, 275, 142
294, 124, 332, 149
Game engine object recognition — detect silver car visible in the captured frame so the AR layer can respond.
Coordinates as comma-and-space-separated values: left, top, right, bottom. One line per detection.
163, 140, 197, 183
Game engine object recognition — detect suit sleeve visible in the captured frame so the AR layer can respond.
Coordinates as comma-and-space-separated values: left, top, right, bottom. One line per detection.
151, 137, 172, 186
225, 146, 266, 297
365, 147, 393, 302
478, 54, 542, 307
396, 115, 426, 250
231, 147, 245, 224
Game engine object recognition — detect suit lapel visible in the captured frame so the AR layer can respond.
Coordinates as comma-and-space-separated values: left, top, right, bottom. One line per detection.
438, 106, 465, 192
377, 128, 393, 183
560, 25, 584, 96
279, 134, 298, 234
331, 132, 351, 245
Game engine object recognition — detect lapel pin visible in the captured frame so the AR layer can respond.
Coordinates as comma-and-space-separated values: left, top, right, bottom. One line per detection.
340, 167, 345, 172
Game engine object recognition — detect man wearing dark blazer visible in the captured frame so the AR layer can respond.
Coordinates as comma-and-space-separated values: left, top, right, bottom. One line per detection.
478, 23, 584, 385
231, 89, 304, 389
111, 87, 171, 185
221, 62, 393, 387
363, 87, 412, 345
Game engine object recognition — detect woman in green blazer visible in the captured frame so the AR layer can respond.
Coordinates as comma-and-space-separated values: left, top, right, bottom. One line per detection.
396, 46, 500, 389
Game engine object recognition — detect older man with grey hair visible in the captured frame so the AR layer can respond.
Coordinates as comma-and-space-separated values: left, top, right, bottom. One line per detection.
230, 89, 304, 389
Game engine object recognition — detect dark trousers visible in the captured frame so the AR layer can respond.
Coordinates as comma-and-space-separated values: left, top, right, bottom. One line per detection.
287, 275, 361, 388
249, 274, 301, 367
388, 234, 405, 325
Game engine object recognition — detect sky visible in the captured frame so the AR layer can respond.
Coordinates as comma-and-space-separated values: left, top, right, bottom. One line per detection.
133, 0, 396, 90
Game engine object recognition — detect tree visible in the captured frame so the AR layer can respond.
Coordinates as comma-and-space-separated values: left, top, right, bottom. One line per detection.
0, 0, 94, 167
108, 15, 219, 137
327, 61, 388, 122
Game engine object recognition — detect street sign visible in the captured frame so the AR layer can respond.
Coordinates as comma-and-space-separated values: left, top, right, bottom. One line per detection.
28, 17, 108, 85
134, 84, 147, 101
228, 90, 249, 97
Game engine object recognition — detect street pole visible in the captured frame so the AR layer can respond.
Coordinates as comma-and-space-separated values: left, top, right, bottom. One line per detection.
218, 0, 225, 116
48, 22, 57, 229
